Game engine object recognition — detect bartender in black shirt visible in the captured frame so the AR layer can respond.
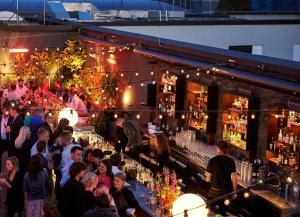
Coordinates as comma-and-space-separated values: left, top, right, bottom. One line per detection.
206, 141, 238, 214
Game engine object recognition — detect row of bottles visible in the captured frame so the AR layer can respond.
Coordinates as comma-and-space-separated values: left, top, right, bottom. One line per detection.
158, 74, 176, 117
223, 124, 247, 148
277, 143, 297, 167
240, 159, 265, 183
232, 96, 248, 111
277, 129, 298, 145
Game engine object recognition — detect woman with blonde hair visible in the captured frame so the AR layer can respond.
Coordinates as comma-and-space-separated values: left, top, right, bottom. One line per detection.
82, 172, 98, 212
139, 133, 170, 172
14, 125, 33, 174
0, 156, 24, 217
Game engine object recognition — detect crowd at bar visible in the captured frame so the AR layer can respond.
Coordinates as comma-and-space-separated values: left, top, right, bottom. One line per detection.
0, 24, 299, 217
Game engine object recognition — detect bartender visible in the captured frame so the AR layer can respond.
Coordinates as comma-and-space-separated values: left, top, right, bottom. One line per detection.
206, 141, 238, 215
115, 117, 143, 160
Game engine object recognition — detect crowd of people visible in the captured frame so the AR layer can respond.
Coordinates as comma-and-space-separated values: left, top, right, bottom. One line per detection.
0, 79, 172, 217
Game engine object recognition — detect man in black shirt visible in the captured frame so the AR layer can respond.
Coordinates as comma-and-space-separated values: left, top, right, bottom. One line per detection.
206, 141, 238, 214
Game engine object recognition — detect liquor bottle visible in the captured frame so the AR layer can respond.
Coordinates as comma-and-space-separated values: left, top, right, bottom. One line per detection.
252, 159, 257, 183
269, 137, 274, 151
285, 132, 290, 144
289, 133, 294, 145
278, 129, 283, 142
278, 144, 283, 164
284, 152, 289, 165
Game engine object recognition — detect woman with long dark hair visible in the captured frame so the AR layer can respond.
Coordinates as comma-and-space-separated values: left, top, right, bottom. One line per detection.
0, 156, 24, 217
97, 159, 114, 190
23, 155, 53, 217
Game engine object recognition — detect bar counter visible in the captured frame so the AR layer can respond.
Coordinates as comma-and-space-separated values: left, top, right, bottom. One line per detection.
168, 142, 300, 217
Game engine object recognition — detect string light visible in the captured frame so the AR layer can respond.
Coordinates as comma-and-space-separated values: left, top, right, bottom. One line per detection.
152, 81, 156, 84
92, 113, 96, 118
120, 73, 124, 77
166, 70, 169, 75
181, 114, 185, 119
228, 113, 232, 120
114, 113, 118, 119
251, 113, 256, 119
140, 82, 144, 87
26, 112, 30, 116
196, 72, 200, 76
186, 74, 190, 78
181, 69, 184, 74
135, 72, 139, 76
243, 192, 250, 199
136, 114, 140, 119
206, 70, 210, 74
128, 85, 132, 88
224, 199, 230, 206
159, 114, 163, 119
150, 71, 154, 76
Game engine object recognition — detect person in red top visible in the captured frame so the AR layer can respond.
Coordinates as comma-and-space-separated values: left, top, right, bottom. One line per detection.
97, 159, 113, 190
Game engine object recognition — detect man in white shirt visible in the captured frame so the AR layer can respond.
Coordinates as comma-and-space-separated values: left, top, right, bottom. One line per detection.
60, 146, 83, 186
66, 91, 88, 115
60, 131, 80, 168
16, 78, 28, 97
31, 127, 50, 157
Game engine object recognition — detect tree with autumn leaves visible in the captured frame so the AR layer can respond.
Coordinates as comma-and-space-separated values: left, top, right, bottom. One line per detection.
12, 40, 119, 108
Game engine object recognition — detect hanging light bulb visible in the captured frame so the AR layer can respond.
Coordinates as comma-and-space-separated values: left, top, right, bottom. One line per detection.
196, 72, 200, 76
28, 101, 31, 105
150, 71, 154, 76
26, 112, 30, 116
44, 98, 47, 102
128, 85, 132, 89
287, 177, 293, 184
45, 48, 49, 51
92, 113, 96, 118
197, 68, 200, 71
140, 82, 144, 87
181, 114, 185, 119
244, 192, 250, 199
159, 114, 163, 119
206, 70, 210, 74
135, 72, 139, 76
114, 113, 118, 119
136, 114, 140, 119
11, 102, 15, 107
57, 48, 60, 51
181, 69, 184, 74
152, 81, 156, 84
228, 113, 232, 120
120, 73, 124, 77
186, 74, 190, 78
251, 113, 256, 119
224, 199, 230, 206
115, 87, 119, 91
60, 75, 64, 79
166, 70, 169, 75
101, 89, 105, 93
105, 74, 109, 78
